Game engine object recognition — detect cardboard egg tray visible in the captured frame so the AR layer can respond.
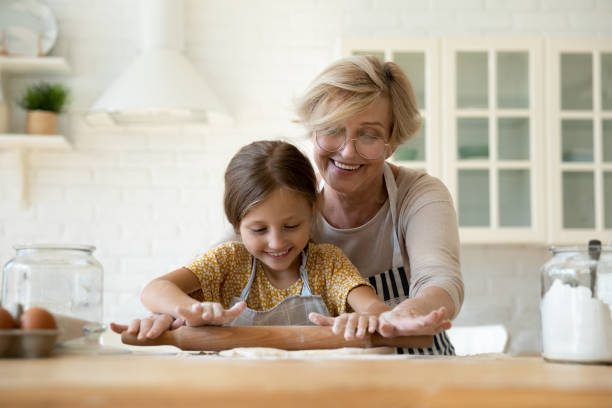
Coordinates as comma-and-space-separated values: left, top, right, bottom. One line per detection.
0, 329, 58, 358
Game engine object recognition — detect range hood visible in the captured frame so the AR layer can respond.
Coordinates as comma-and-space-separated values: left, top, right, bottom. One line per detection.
86, 0, 231, 126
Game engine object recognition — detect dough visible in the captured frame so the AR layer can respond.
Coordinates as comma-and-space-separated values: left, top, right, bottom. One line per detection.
219, 347, 394, 358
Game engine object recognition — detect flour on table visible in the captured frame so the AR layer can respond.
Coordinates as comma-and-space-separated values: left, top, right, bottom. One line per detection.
219, 347, 394, 359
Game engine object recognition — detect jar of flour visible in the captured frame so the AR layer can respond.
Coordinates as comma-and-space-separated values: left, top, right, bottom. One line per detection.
540, 244, 612, 363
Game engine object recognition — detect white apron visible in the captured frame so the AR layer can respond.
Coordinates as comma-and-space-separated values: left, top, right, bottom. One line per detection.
228, 245, 331, 326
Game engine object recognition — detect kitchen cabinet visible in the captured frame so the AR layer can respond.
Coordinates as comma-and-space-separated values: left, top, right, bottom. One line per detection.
0, 57, 72, 206
343, 37, 611, 245
442, 38, 545, 244
547, 39, 612, 245
0, 353, 610, 407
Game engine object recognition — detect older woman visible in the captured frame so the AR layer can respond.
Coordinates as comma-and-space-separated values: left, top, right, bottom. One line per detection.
296, 56, 463, 355
112, 56, 463, 355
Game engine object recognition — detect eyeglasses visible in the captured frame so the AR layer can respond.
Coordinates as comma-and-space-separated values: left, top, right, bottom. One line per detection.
314, 128, 389, 160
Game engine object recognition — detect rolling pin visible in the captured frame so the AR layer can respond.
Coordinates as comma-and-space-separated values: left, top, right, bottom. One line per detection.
121, 325, 433, 351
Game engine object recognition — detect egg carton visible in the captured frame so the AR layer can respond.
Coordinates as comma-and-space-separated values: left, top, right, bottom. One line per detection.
0, 329, 59, 358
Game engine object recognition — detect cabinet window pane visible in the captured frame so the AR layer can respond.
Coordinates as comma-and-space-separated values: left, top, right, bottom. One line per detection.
394, 120, 425, 161
458, 170, 490, 227
605, 172, 612, 229
499, 170, 531, 227
561, 119, 593, 162
352, 50, 384, 61
458, 118, 488, 159
562, 171, 595, 229
457, 52, 488, 109
602, 53, 612, 110
498, 117, 530, 160
604, 120, 612, 162
394, 52, 425, 109
497, 52, 529, 109
561, 53, 593, 110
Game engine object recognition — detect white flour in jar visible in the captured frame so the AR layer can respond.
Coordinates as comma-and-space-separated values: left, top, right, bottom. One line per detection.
541, 279, 612, 362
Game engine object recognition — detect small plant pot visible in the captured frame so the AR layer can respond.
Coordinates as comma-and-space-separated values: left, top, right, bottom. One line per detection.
25, 110, 58, 135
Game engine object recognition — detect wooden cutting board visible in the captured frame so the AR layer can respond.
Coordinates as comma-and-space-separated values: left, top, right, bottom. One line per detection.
121, 325, 433, 351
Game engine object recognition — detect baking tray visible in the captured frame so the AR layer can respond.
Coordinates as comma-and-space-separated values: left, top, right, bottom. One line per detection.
0, 329, 58, 358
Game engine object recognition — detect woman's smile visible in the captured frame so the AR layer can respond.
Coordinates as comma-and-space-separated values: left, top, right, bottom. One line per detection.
331, 159, 362, 172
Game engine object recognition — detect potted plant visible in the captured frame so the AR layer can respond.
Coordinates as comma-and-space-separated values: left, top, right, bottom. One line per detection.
18, 82, 69, 135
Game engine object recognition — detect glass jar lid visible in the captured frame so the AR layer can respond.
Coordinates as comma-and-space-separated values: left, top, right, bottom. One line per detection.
549, 245, 612, 254
13, 243, 96, 252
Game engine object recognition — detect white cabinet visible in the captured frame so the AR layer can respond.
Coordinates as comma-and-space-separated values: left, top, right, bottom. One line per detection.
442, 38, 545, 244
547, 39, 612, 244
0, 57, 71, 206
343, 37, 611, 245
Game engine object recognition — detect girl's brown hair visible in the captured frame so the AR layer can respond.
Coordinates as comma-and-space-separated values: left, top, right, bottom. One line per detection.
224, 140, 317, 229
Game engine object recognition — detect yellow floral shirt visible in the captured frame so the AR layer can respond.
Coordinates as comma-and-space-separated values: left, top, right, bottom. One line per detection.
186, 242, 372, 316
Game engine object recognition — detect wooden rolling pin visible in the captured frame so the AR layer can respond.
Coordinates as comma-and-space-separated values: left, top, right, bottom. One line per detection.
121, 326, 433, 351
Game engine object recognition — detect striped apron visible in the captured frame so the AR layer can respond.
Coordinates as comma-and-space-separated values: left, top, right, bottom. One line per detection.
368, 164, 455, 355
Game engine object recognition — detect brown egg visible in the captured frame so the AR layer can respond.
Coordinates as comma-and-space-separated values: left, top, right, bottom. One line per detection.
20, 307, 57, 330
0, 307, 16, 329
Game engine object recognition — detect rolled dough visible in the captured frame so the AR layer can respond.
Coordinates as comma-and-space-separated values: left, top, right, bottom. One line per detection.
219, 347, 395, 358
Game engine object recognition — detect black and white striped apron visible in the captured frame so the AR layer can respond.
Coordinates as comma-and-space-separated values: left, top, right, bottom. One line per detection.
368, 164, 455, 355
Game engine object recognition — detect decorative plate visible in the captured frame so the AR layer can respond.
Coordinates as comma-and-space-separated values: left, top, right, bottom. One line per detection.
0, 0, 58, 57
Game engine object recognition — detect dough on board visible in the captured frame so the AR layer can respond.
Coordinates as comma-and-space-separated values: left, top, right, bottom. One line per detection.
219, 347, 395, 358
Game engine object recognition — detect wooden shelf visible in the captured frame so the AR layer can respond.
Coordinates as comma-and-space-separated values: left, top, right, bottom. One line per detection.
0, 134, 71, 149
0, 57, 70, 76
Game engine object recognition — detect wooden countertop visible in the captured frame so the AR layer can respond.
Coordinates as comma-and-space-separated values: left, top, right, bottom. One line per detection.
1, 351, 610, 407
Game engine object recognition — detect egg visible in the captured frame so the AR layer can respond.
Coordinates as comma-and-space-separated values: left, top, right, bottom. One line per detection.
0, 307, 16, 329
19, 307, 57, 330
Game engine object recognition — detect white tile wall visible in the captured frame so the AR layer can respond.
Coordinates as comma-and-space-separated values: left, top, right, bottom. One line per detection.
2, 0, 612, 354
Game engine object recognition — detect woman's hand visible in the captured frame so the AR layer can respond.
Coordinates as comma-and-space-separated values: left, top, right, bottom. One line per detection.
309, 312, 379, 341
109, 313, 185, 341
377, 305, 451, 337
175, 301, 246, 327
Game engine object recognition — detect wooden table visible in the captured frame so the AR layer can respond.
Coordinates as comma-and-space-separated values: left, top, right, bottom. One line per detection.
1, 351, 610, 407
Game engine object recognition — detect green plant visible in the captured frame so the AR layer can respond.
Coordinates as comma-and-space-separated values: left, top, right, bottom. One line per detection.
18, 82, 69, 113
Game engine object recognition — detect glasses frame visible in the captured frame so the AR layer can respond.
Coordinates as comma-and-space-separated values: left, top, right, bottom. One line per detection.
314, 129, 390, 160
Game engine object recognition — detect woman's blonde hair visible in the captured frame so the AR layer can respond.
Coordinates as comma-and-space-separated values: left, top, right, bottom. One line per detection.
224, 140, 317, 230
295, 55, 422, 147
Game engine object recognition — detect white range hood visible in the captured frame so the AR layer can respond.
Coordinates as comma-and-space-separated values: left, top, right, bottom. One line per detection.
86, 0, 231, 126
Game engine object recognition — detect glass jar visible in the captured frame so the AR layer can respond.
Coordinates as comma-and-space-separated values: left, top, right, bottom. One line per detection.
1, 244, 105, 347
540, 245, 612, 363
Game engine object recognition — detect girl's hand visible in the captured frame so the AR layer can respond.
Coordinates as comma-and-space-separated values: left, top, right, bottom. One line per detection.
110, 313, 185, 341
309, 312, 379, 341
377, 306, 451, 337
175, 301, 247, 327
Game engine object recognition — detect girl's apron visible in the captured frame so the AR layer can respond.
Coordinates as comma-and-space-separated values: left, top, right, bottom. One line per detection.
228, 245, 331, 326
320, 164, 455, 355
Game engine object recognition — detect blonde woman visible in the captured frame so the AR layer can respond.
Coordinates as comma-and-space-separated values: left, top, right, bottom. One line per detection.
295, 56, 463, 355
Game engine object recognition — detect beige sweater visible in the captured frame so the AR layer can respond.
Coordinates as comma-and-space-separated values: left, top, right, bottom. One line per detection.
311, 166, 464, 319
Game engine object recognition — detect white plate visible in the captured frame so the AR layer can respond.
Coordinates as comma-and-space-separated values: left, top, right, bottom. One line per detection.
0, 0, 58, 57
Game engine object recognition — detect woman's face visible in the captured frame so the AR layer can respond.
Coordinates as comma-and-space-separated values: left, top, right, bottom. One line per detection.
312, 96, 393, 196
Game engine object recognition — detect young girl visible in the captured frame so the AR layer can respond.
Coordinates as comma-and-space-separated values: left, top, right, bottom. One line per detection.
113, 140, 392, 340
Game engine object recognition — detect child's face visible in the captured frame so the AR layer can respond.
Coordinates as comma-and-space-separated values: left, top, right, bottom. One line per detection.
239, 187, 313, 276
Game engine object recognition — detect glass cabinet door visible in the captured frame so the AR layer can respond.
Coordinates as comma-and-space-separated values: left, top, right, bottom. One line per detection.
445, 39, 542, 242
550, 41, 612, 242
392, 51, 427, 168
